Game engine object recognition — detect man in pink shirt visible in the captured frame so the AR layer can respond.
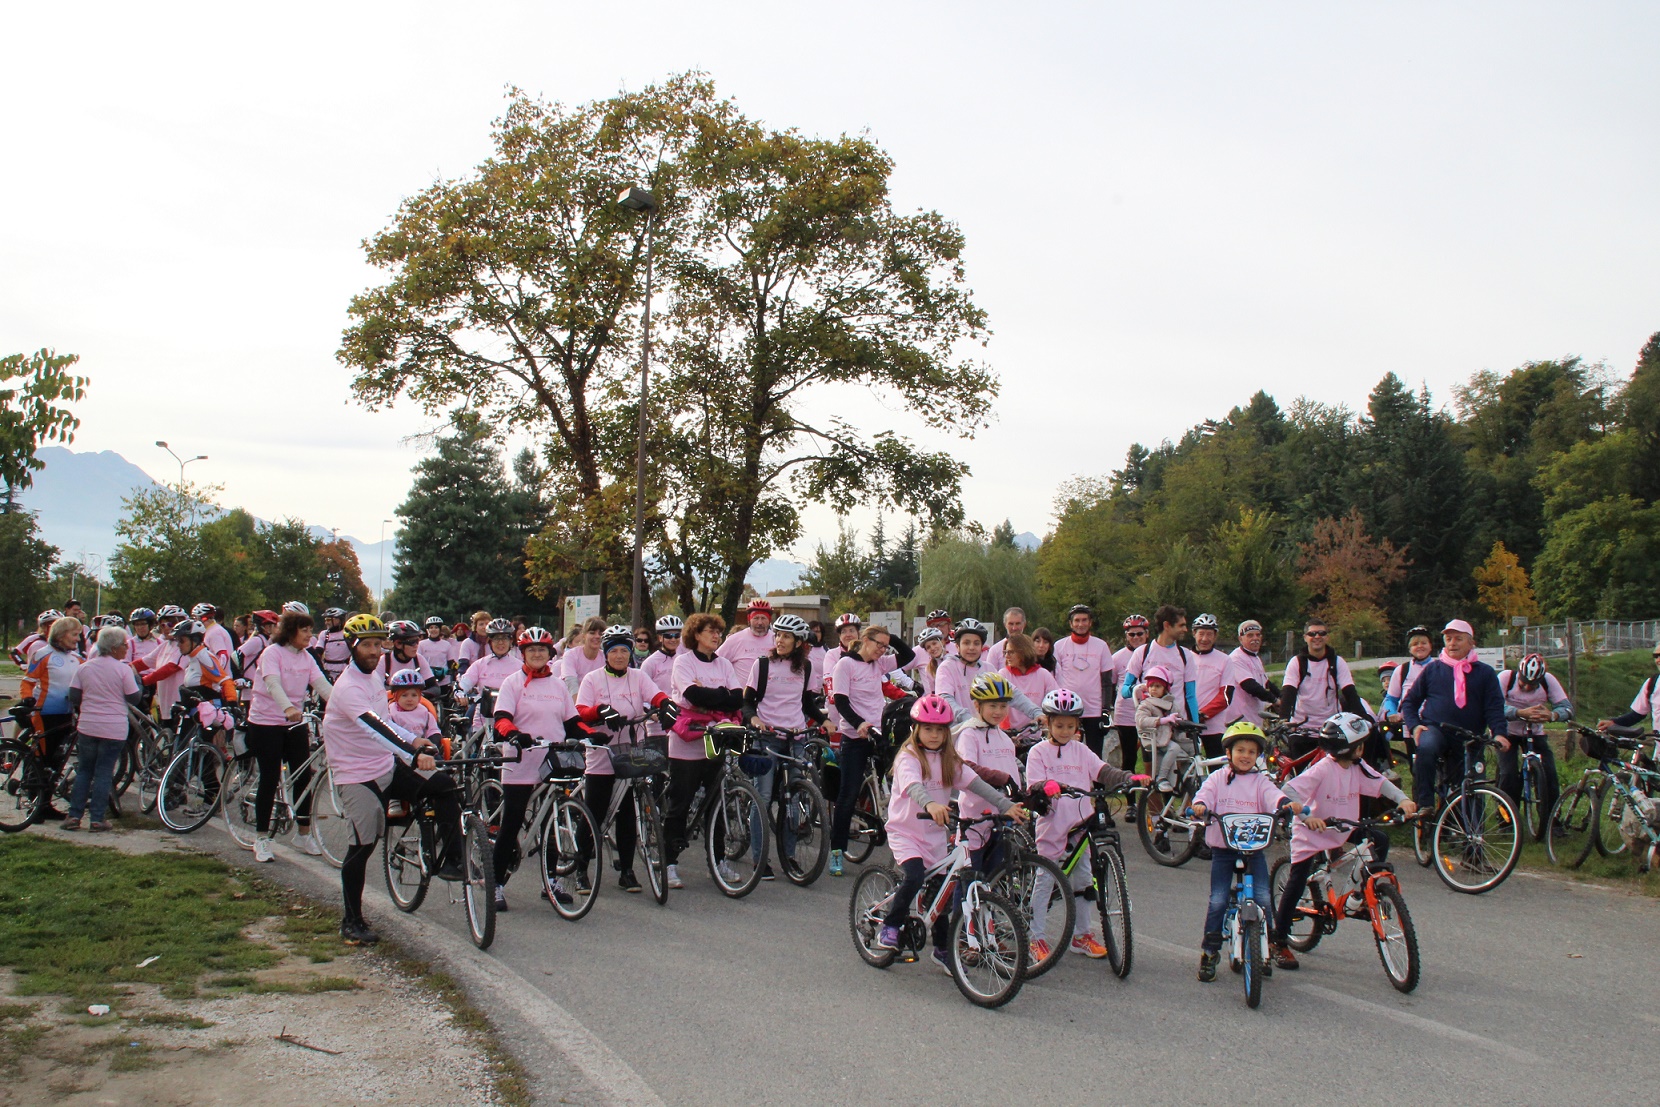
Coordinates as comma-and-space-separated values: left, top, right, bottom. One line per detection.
716, 599, 774, 686
1190, 613, 1232, 758
1052, 604, 1115, 760
983, 606, 1027, 670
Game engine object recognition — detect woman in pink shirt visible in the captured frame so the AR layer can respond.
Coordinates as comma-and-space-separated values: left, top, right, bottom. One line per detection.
559, 617, 606, 695
247, 610, 334, 861
998, 633, 1059, 733
740, 614, 825, 878
829, 624, 914, 876
665, 613, 744, 889
62, 627, 143, 831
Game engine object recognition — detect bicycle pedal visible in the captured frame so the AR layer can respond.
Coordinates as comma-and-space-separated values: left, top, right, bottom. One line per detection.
896, 951, 919, 963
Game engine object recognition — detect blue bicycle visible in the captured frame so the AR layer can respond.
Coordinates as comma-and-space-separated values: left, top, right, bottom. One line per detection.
1203, 809, 1292, 1009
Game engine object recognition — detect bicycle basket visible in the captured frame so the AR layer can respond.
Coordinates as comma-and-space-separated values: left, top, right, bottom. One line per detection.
544, 745, 586, 779
738, 748, 774, 777
1580, 729, 1630, 762
702, 722, 749, 758
1218, 812, 1276, 852
608, 745, 667, 779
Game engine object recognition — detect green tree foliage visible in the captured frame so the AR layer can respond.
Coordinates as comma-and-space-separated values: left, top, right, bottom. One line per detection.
1534, 496, 1660, 619
0, 512, 57, 646
797, 516, 922, 615
915, 537, 1041, 628
0, 350, 87, 511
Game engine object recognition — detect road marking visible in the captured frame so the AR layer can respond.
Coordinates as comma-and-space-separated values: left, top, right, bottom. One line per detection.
1139, 936, 1536, 1063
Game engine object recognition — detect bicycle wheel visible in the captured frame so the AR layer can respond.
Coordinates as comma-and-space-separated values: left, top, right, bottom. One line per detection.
848, 866, 898, 968
1137, 786, 1198, 867
1412, 813, 1433, 867
1545, 782, 1597, 867
949, 887, 1027, 1009
1370, 882, 1419, 993
777, 777, 829, 886
462, 814, 496, 950
157, 743, 227, 833
707, 775, 766, 897
220, 754, 261, 848
383, 818, 430, 911
1241, 919, 1263, 1009
636, 788, 669, 906
1095, 848, 1133, 980
1592, 781, 1632, 858
474, 777, 505, 834
1268, 857, 1322, 953
1431, 784, 1520, 894
0, 741, 45, 832
843, 776, 883, 865
540, 795, 600, 921
109, 739, 137, 803
310, 766, 352, 868
987, 851, 1071, 979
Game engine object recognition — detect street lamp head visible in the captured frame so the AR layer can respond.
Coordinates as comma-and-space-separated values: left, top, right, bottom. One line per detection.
617, 185, 658, 213
155, 441, 169, 448
193, 455, 208, 463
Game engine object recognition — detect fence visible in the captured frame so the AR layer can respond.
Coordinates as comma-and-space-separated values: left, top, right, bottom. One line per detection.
1522, 619, 1660, 659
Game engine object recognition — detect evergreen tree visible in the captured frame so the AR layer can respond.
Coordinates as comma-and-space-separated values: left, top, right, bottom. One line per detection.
0, 512, 56, 647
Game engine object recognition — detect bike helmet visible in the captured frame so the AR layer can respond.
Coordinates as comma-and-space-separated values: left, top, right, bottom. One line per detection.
190, 603, 216, 619
251, 609, 279, 626
1041, 688, 1085, 717
517, 625, 556, 649
834, 613, 862, 630
746, 598, 773, 616
1222, 719, 1267, 753
129, 607, 156, 625
156, 604, 187, 621
1192, 613, 1219, 631
655, 614, 683, 633
35, 609, 62, 626
910, 694, 955, 726
926, 609, 951, 624
282, 601, 311, 615
385, 619, 421, 641
1405, 625, 1432, 645
321, 607, 345, 620
968, 673, 1013, 702
772, 613, 809, 638
1516, 653, 1547, 687
917, 627, 944, 646
388, 668, 425, 690
602, 625, 634, 654
1142, 664, 1174, 688
343, 613, 389, 640
954, 618, 989, 644
1122, 613, 1149, 630
96, 614, 125, 628
485, 617, 515, 637
1318, 712, 1372, 755
1067, 603, 1093, 620
423, 615, 446, 629
171, 619, 206, 645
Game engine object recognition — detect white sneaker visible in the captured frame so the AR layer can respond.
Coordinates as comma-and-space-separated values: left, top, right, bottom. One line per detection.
253, 837, 275, 863
716, 861, 741, 885
292, 832, 323, 857
666, 864, 685, 889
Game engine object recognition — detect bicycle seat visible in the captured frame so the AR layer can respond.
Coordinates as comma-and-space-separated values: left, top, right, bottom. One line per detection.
1607, 724, 1651, 741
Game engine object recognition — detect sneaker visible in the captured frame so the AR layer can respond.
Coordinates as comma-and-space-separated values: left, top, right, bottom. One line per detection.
876, 925, 901, 950
1194, 842, 1213, 861
618, 869, 642, 893
88, 821, 111, 833
1270, 942, 1300, 970
828, 850, 844, 877
386, 800, 408, 818
545, 879, 574, 907
1157, 780, 1174, 794
1197, 950, 1219, 983
1029, 938, 1052, 964
931, 948, 952, 975
759, 864, 776, 881
292, 832, 323, 857
340, 916, 380, 945
1071, 934, 1109, 959
574, 869, 592, 894
61, 816, 82, 832
716, 860, 741, 885
435, 861, 464, 882
494, 884, 508, 911
666, 864, 685, 890
253, 837, 275, 863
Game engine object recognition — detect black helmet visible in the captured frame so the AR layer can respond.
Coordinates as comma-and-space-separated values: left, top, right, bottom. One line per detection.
172, 619, 206, 645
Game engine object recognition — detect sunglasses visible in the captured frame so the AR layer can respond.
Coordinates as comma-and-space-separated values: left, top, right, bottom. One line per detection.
1305, 631, 1328, 638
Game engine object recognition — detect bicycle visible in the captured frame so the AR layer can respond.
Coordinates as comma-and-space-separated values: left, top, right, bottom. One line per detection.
1415, 723, 1522, 893
848, 805, 1030, 1008
220, 710, 352, 867
380, 747, 506, 949
0, 701, 82, 831
1038, 782, 1136, 979
1198, 808, 1292, 1010
679, 722, 770, 897
1554, 724, 1660, 870
1137, 720, 1223, 866
155, 693, 243, 833
587, 715, 672, 904
1269, 810, 1423, 993
745, 724, 832, 886
532, 741, 606, 921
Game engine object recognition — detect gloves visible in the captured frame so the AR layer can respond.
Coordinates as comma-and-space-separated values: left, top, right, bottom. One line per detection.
1159, 714, 1179, 726
1130, 774, 1152, 787
657, 701, 679, 726
508, 730, 534, 750
597, 704, 623, 728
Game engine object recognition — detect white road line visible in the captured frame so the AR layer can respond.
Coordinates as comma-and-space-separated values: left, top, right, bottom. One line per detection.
1139, 935, 1537, 1063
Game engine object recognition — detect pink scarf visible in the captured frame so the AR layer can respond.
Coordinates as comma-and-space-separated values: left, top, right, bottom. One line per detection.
1438, 648, 1474, 708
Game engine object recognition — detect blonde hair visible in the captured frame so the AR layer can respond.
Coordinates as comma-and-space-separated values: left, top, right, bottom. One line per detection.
859, 624, 890, 645
899, 725, 963, 785
48, 617, 81, 650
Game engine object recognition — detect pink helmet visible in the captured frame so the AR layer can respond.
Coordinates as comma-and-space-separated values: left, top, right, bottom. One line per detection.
910, 694, 955, 726
1143, 664, 1174, 687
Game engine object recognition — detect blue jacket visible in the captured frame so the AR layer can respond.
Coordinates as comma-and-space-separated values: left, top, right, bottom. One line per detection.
1401, 657, 1507, 737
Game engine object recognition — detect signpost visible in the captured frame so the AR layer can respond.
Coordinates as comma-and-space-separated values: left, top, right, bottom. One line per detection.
869, 611, 903, 637
564, 594, 601, 638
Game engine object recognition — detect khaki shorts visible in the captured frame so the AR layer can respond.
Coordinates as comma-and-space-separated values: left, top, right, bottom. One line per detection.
339, 769, 395, 846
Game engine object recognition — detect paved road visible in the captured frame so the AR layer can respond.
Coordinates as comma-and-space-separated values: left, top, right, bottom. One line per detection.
356, 829, 1660, 1105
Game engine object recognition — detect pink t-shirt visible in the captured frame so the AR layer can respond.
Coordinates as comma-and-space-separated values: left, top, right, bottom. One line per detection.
1222, 648, 1270, 727
955, 722, 1021, 831
640, 648, 678, 736
576, 667, 664, 775
832, 653, 888, 734
128, 633, 163, 671
1192, 648, 1231, 736
203, 624, 235, 671
386, 700, 439, 743
1000, 665, 1058, 731
559, 646, 605, 696
1024, 738, 1107, 858
821, 645, 852, 733
1497, 670, 1569, 737
1120, 641, 1197, 719
716, 627, 774, 687
69, 656, 139, 741
250, 643, 327, 727
1282, 756, 1394, 862
152, 640, 186, 715
1110, 646, 1137, 727
744, 655, 821, 731
417, 637, 457, 685
495, 668, 578, 785
458, 651, 521, 698
933, 653, 992, 716
669, 650, 741, 761
1054, 634, 1114, 718
1629, 677, 1660, 732
322, 663, 395, 785
884, 746, 981, 867
1385, 659, 1430, 704
1283, 653, 1354, 727
1192, 766, 1293, 850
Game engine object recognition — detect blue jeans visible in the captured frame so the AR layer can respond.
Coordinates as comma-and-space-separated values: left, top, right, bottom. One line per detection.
1413, 725, 1468, 810
67, 735, 126, 822
1203, 847, 1270, 951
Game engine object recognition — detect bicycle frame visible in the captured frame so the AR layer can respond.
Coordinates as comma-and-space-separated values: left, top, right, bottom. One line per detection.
869, 810, 1007, 959
1288, 814, 1414, 945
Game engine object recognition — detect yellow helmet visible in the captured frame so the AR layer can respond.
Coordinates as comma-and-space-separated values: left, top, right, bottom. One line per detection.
1221, 719, 1266, 752
342, 613, 389, 640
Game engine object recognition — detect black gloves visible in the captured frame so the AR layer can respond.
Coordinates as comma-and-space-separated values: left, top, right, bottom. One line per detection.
656, 701, 679, 726
597, 704, 623, 728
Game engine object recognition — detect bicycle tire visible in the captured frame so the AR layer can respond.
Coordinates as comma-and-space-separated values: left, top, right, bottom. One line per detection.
707, 775, 766, 897
157, 743, 227, 833
777, 777, 830, 886
1545, 782, 1597, 867
1592, 780, 1632, 858
1242, 919, 1263, 1009
383, 818, 430, 911
636, 787, 669, 905
1412, 816, 1433, 867
1268, 856, 1323, 953
540, 794, 600, 921
849, 866, 899, 968
220, 754, 261, 848
109, 739, 137, 803
988, 851, 1071, 979
1137, 786, 1199, 867
1431, 783, 1520, 894
842, 776, 883, 866
1370, 882, 1419, 993
1096, 848, 1134, 980
949, 887, 1027, 1009
0, 740, 45, 832
310, 766, 351, 869
463, 814, 496, 950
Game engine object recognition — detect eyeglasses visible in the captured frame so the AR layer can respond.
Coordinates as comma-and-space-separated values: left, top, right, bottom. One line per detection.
1304, 631, 1328, 638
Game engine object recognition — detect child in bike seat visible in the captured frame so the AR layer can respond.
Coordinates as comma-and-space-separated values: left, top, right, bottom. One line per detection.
1022, 688, 1144, 962
1136, 666, 1189, 793
385, 670, 439, 815
1190, 721, 1299, 982
879, 694, 1024, 971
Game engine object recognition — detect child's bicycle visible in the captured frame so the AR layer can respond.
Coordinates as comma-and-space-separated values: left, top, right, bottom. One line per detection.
848, 805, 1029, 1008
1197, 807, 1295, 1010
1268, 810, 1424, 993
1137, 720, 1223, 866
1041, 782, 1137, 979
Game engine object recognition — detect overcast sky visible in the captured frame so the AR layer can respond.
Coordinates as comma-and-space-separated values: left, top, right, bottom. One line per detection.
4, 2, 1656, 557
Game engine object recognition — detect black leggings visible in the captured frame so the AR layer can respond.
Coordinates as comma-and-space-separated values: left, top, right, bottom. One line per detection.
583, 773, 637, 872
246, 722, 312, 834
886, 857, 950, 950
665, 757, 721, 865
831, 737, 874, 852
1081, 717, 1105, 759
493, 783, 532, 888
341, 841, 376, 921
1271, 829, 1389, 944
1113, 725, 1140, 773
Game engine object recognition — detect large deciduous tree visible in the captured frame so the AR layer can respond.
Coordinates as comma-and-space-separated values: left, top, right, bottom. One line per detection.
0, 349, 87, 511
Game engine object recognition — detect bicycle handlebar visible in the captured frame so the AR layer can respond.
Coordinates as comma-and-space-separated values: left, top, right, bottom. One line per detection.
1319, 810, 1424, 831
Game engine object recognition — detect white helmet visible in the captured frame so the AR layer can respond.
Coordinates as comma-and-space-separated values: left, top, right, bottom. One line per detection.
1319, 712, 1372, 754
655, 614, 683, 633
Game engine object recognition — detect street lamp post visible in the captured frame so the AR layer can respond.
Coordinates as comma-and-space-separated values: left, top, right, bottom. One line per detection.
378, 518, 394, 613
618, 185, 659, 630
154, 441, 207, 485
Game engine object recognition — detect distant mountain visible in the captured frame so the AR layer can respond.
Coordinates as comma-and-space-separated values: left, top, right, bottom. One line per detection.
1014, 531, 1041, 551
748, 557, 806, 594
